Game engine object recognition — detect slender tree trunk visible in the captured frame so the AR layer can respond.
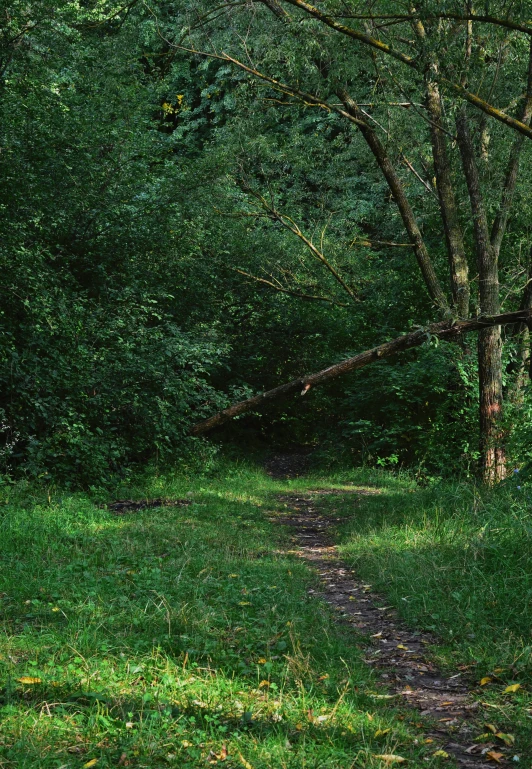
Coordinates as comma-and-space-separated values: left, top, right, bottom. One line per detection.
426, 78, 470, 317
410, 13, 470, 317
508, 247, 532, 397
456, 109, 505, 483
337, 88, 449, 313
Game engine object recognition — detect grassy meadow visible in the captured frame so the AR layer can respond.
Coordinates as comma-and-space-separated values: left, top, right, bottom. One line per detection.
0, 459, 530, 766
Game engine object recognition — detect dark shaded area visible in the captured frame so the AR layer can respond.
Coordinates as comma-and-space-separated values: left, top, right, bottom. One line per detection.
105, 498, 191, 515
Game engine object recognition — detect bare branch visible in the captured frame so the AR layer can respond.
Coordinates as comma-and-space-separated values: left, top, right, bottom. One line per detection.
244, 190, 360, 303
233, 269, 349, 306
191, 310, 532, 435
350, 238, 414, 248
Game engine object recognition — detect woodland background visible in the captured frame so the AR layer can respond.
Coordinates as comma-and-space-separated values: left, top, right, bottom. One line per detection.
3, 0, 532, 486
5, 5, 532, 766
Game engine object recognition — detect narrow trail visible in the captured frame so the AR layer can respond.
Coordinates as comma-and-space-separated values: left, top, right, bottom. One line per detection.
265, 455, 502, 767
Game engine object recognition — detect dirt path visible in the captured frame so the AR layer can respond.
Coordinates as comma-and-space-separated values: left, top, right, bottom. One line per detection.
266, 459, 505, 766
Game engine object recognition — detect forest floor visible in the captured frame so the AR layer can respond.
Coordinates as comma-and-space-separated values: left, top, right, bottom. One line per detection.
0, 457, 530, 768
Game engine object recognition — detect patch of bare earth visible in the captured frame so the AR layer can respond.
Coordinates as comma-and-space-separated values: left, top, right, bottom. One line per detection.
266, 459, 505, 766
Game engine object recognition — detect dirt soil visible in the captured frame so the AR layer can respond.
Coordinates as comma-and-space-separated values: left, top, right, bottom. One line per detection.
266, 456, 506, 767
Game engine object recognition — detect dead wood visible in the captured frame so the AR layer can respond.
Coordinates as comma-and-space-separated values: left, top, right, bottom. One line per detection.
191, 309, 532, 435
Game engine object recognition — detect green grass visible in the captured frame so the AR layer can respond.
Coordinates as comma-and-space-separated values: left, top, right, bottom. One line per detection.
316, 469, 532, 760
0, 461, 439, 769
2, 459, 531, 767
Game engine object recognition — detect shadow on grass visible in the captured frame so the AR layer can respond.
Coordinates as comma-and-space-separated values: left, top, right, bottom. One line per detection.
0, 484, 427, 767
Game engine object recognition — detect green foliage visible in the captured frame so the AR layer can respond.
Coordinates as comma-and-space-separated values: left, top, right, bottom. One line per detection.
338, 343, 480, 476
3, 0, 532, 483
0, 2, 235, 484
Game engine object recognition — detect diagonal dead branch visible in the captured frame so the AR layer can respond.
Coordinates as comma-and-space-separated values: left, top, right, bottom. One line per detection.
191, 310, 532, 435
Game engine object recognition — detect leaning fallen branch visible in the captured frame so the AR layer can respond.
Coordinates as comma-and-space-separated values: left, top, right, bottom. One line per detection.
191, 309, 532, 435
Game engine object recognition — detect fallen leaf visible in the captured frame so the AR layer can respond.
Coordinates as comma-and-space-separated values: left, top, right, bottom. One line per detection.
238, 753, 253, 769
318, 674, 329, 680
117, 755, 129, 767
16, 677, 41, 685
485, 724, 498, 734
493, 667, 506, 674
480, 677, 492, 686
486, 751, 504, 763
295, 723, 303, 731
504, 683, 521, 693
373, 755, 406, 764
83, 761, 98, 768
433, 751, 450, 758
425, 739, 434, 744
496, 732, 515, 746
182, 740, 192, 748
371, 632, 383, 638
258, 680, 269, 688
375, 729, 391, 737
257, 658, 267, 664
396, 644, 409, 651
238, 601, 251, 606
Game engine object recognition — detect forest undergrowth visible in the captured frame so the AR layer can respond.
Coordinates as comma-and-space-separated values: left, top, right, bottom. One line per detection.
0, 458, 530, 767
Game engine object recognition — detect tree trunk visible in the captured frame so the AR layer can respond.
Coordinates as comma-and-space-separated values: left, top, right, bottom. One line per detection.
410, 14, 470, 317
426, 78, 470, 317
337, 88, 449, 313
191, 310, 531, 436
476, 328, 505, 482
456, 109, 505, 483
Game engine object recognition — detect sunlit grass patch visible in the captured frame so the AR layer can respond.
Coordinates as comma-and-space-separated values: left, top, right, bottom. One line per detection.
0, 462, 433, 768
328, 477, 532, 759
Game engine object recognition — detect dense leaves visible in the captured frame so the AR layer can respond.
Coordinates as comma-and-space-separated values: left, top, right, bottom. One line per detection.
2, 0, 532, 483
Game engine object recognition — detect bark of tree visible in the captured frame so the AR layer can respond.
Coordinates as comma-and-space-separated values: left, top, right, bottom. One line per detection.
337, 88, 449, 312
191, 310, 532, 436
456, 109, 505, 483
410, 14, 470, 317
426, 78, 470, 317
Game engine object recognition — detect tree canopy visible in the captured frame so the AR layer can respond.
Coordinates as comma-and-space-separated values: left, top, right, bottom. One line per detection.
3, 0, 532, 484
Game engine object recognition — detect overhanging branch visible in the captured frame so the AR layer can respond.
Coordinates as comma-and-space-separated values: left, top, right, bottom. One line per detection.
278, 0, 532, 140
191, 310, 532, 435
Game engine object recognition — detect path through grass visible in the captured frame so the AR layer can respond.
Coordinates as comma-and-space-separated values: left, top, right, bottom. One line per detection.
1, 460, 530, 766
0, 463, 431, 769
